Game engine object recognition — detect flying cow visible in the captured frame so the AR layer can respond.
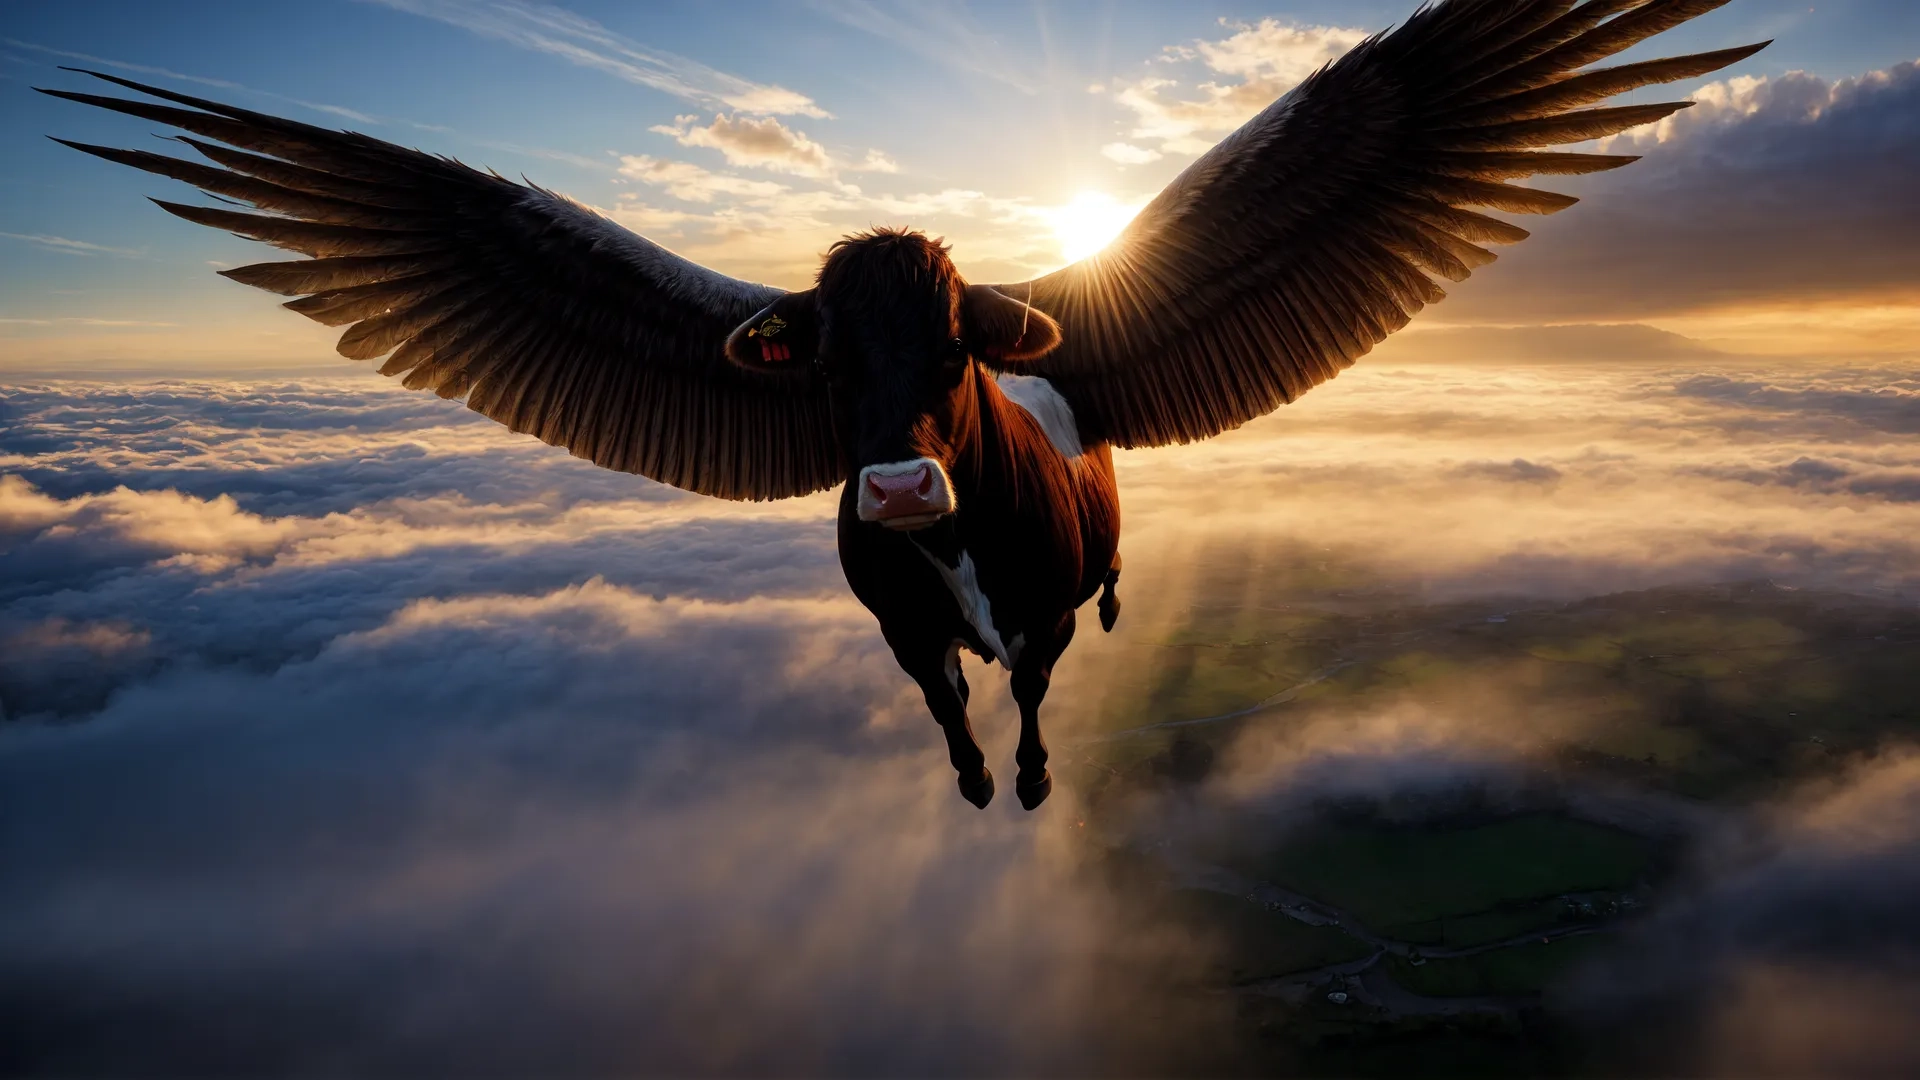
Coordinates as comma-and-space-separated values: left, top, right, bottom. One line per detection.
43, 0, 1764, 808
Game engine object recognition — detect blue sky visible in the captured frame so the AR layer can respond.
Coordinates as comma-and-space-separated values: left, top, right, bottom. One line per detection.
3, 0, 1918, 368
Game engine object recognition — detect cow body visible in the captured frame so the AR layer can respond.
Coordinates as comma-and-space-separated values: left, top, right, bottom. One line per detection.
721, 228, 1123, 809
837, 366, 1120, 810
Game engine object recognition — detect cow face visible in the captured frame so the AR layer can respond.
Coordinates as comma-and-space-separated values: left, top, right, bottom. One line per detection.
726, 230, 1059, 530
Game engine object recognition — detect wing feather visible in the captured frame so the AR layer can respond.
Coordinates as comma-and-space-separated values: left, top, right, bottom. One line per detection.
42, 70, 837, 500
998, 0, 1764, 447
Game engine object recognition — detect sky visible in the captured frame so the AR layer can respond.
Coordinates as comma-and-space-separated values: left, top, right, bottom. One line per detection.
6, 0, 1920, 1074
3, 0, 1920, 368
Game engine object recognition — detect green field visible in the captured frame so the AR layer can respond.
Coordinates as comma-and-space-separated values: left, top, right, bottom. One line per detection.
1161, 889, 1374, 983
1382, 935, 1611, 998
1088, 578, 1920, 800
1073, 575, 1920, 1073
1253, 814, 1650, 943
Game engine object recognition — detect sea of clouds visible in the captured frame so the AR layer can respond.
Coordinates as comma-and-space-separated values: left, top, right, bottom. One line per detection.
5, 357, 1920, 1074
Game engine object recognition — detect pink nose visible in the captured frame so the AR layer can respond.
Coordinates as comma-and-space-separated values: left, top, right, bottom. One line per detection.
866, 464, 936, 514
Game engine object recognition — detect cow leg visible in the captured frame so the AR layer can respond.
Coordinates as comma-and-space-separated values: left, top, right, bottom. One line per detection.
893, 634, 993, 808
1012, 612, 1075, 811
1098, 554, 1123, 633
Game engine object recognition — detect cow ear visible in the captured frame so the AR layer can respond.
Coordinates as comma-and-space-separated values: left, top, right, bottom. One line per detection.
963, 284, 1061, 363
725, 289, 819, 370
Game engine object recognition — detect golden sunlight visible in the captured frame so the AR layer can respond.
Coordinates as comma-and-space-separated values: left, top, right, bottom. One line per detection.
1044, 191, 1146, 264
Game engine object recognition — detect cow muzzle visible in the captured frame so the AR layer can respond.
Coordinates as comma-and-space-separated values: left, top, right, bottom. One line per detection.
857, 458, 956, 530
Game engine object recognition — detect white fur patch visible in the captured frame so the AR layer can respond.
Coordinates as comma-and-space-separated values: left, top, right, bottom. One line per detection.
996, 373, 1082, 459
918, 546, 1010, 667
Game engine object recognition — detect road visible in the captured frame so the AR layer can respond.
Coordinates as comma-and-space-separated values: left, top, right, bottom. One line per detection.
1166, 854, 1609, 1018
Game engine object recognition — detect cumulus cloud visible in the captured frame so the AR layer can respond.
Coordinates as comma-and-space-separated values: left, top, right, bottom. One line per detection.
1102, 18, 1369, 157
1444, 61, 1920, 324
650, 112, 839, 178
1099, 141, 1161, 165
645, 113, 905, 188
1081, 25, 1908, 333
615, 153, 790, 202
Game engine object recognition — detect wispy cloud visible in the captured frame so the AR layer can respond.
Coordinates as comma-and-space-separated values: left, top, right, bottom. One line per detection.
364, 0, 830, 118
808, 0, 1042, 94
18, 36, 624, 177
603, 176, 1062, 286
465, 139, 612, 173
5, 38, 384, 125
0, 232, 142, 258
615, 156, 790, 203
0, 317, 177, 327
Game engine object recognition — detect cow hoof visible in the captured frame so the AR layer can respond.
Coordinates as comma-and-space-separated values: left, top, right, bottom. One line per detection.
1016, 769, 1052, 810
1099, 596, 1121, 633
958, 768, 995, 809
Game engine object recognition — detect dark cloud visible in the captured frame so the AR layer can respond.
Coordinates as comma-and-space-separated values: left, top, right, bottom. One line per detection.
1675, 373, 1920, 435
1568, 752, 1920, 1077
1693, 454, 1920, 503
1444, 61, 1920, 322
1454, 457, 1563, 484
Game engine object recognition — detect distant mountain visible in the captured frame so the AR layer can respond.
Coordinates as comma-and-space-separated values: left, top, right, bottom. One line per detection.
1371, 323, 1728, 365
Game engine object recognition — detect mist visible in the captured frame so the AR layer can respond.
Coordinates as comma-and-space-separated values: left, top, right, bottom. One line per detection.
6, 352, 1920, 1074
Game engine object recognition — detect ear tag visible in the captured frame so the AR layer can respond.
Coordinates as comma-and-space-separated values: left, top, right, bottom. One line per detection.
752, 315, 792, 361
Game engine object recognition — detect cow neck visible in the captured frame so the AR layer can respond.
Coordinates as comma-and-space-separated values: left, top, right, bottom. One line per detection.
943, 362, 1042, 523
899, 364, 1048, 668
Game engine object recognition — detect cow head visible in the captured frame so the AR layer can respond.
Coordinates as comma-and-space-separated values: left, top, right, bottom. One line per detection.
725, 229, 1060, 530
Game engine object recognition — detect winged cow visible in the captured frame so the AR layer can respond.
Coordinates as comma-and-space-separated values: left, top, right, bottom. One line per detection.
42, 0, 1766, 808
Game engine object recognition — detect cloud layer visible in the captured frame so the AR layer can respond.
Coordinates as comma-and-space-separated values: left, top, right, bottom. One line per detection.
1569, 750, 1920, 1076
1445, 61, 1920, 324
6, 247, 1920, 1074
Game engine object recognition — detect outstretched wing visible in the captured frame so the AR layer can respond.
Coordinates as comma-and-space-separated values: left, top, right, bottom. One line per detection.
994, 0, 1767, 448
40, 70, 839, 501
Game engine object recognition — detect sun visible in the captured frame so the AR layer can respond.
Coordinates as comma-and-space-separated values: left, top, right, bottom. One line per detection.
1045, 190, 1145, 264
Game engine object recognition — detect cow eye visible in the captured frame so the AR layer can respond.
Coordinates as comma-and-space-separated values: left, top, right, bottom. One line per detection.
945, 338, 968, 366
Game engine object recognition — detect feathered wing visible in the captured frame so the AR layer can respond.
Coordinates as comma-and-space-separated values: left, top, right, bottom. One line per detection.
993, 0, 1767, 448
40, 70, 839, 501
